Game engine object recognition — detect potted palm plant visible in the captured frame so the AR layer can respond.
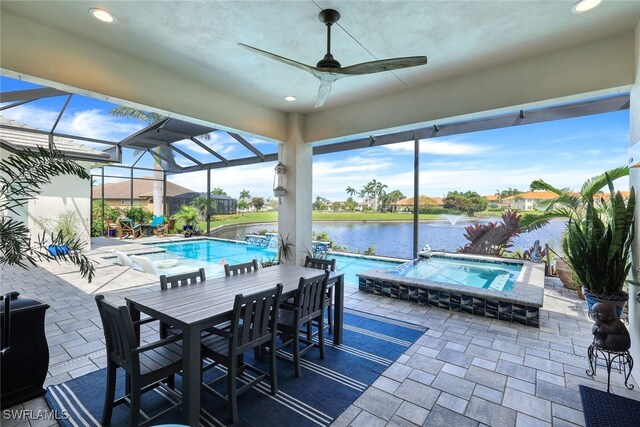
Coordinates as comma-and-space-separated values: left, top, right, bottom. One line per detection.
521, 166, 629, 296
564, 175, 634, 318
174, 205, 199, 237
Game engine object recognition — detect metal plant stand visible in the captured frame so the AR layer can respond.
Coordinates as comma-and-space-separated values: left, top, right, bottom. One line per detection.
586, 343, 634, 393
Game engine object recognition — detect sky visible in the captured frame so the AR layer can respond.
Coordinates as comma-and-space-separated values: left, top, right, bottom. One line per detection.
1, 75, 630, 202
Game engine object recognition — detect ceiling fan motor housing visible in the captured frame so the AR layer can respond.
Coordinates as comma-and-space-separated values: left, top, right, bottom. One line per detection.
316, 9, 342, 68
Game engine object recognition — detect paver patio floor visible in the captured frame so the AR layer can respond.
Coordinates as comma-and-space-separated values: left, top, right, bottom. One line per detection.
2, 240, 639, 426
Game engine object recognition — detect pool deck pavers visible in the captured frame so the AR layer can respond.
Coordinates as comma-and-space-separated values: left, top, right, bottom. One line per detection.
1, 236, 639, 426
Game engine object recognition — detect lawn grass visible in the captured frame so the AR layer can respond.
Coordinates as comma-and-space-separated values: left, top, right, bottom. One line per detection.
207, 209, 543, 230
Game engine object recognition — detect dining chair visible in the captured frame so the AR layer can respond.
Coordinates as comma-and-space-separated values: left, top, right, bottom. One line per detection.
304, 255, 336, 334
224, 259, 259, 276
200, 284, 283, 423
277, 271, 329, 377
118, 218, 142, 239
158, 268, 206, 338
95, 295, 183, 427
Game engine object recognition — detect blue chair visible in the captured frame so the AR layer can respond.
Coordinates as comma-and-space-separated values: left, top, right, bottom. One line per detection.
151, 216, 165, 227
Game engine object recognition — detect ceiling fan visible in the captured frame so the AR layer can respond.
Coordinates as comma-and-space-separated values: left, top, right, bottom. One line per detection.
239, 9, 428, 108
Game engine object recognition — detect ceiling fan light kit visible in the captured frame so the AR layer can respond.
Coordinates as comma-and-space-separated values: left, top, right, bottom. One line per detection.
239, 8, 428, 108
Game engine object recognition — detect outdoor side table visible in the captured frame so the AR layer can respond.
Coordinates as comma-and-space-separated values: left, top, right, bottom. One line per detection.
586, 343, 634, 393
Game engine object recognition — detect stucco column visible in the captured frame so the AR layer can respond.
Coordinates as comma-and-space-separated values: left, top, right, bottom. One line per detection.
277, 113, 312, 265
629, 21, 640, 376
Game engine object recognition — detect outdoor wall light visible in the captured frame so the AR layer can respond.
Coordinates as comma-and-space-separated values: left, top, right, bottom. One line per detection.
571, 0, 602, 13
283, 96, 296, 102
89, 8, 117, 23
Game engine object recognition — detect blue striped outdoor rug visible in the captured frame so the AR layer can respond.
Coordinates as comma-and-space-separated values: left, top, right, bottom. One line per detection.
44, 309, 426, 426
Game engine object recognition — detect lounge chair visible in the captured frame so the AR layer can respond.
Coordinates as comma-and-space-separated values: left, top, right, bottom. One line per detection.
111, 251, 134, 268
155, 219, 175, 237
130, 255, 196, 277
117, 218, 142, 239
130, 255, 163, 276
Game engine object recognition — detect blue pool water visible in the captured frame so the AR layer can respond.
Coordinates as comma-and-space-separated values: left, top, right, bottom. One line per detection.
142, 239, 403, 286
391, 256, 522, 291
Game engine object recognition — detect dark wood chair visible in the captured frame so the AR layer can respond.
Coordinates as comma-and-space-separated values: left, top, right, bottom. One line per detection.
95, 295, 182, 427
304, 255, 336, 334
277, 271, 329, 378
158, 268, 206, 338
224, 259, 259, 276
200, 284, 283, 423
118, 218, 142, 239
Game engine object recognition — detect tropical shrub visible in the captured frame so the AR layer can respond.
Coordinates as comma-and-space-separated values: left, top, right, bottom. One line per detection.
457, 211, 522, 256
124, 206, 153, 225
41, 210, 84, 243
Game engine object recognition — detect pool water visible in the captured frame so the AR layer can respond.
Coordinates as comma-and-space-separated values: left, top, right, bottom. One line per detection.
143, 239, 403, 286
391, 256, 522, 291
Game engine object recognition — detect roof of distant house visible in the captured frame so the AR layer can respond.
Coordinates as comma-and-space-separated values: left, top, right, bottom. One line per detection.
393, 196, 441, 206
92, 177, 197, 199
503, 191, 558, 201
484, 195, 500, 201
0, 116, 112, 161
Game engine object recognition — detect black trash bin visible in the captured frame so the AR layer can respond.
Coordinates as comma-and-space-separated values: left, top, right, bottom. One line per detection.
0, 292, 50, 409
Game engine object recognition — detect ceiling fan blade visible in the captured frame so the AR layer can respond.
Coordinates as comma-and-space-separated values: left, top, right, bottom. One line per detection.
337, 56, 428, 75
238, 43, 318, 75
315, 80, 333, 109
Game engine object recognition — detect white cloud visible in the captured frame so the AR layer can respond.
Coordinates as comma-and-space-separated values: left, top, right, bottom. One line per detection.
173, 132, 238, 157
382, 139, 492, 155
2, 104, 143, 146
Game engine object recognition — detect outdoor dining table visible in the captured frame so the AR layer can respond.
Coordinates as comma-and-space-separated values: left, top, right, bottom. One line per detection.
125, 264, 345, 426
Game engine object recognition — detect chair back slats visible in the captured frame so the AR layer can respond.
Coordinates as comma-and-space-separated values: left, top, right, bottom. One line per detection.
95, 295, 137, 370
224, 259, 259, 276
160, 268, 206, 289
232, 284, 282, 353
304, 255, 336, 272
295, 271, 329, 323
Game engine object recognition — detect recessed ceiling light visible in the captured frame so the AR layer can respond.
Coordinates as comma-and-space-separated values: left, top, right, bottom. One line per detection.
89, 8, 116, 23
283, 96, 296, 102
571, 0, 602, 13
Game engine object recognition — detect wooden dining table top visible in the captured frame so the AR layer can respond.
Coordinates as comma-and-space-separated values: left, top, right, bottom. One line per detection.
125, 264, 342, 330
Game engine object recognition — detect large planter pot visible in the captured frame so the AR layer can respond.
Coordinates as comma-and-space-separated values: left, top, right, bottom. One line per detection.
583, 289, 628, 319
555, 258, 584, 299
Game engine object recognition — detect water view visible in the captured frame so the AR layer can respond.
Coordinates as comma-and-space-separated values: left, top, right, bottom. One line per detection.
211, 218, 566, 259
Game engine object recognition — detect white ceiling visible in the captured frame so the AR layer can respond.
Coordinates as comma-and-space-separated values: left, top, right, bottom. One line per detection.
2, 0, 640, 113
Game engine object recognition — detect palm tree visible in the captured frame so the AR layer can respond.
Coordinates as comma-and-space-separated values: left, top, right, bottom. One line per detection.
520, 166, 629, 231
190, 196, 217, 220
345, 186, 357, 199
212, 187, 227, 195
373, 181, 388, 211
240, 189, 251, 200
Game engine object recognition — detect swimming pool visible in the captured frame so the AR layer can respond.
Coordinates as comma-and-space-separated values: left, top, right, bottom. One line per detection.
142, 238, 403, 286
390, 255, 522, 292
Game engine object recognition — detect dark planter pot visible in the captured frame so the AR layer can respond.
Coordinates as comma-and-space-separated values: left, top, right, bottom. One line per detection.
183, 225, 194, 237
583, 289, 628, 319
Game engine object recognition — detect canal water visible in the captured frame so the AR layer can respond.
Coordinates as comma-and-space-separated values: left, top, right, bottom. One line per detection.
211, 218, 566, 259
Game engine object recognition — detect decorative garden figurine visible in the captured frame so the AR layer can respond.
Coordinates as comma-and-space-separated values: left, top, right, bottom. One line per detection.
530, 240, 543, 263
591, 302, 631, 351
